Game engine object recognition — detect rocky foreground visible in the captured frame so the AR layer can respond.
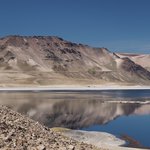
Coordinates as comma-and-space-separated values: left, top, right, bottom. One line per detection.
0, 105, 102, 150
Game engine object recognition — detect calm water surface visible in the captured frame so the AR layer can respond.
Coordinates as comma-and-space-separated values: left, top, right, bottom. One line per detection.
0, 89, 150, 147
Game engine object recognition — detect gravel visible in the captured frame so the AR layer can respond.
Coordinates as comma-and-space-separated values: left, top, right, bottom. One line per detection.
0, 105, 103, 150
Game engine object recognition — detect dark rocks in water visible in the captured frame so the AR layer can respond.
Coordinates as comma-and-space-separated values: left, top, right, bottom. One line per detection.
121, 134, 150, 149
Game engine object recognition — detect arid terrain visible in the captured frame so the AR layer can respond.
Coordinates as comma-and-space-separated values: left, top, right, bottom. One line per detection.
0, 35, 149, 149
0, 35, 150, 86
118, 53, 150, 71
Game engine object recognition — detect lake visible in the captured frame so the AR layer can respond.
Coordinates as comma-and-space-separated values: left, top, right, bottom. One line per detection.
0, 89, 150, 148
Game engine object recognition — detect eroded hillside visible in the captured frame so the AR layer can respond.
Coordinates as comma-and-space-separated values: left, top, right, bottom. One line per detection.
0, 35, 150, 86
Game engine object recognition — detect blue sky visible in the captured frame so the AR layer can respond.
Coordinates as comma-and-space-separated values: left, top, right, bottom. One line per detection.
0, 0, 150, 54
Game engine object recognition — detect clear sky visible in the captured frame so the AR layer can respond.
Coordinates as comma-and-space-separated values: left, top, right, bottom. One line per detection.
0, 0, 150, 54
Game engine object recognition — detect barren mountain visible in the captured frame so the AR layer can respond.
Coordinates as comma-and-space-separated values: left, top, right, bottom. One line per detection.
0, 35, 150, 86
118, 53, 150, 71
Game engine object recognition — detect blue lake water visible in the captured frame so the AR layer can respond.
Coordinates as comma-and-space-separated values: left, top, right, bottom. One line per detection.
82, 114, 150, 147
92, 89, 150, 98
0, 89, 150, 148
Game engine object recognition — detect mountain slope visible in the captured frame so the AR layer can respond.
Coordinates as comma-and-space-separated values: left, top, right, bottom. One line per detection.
0, 35, 150, 86
118, 53, 150, 71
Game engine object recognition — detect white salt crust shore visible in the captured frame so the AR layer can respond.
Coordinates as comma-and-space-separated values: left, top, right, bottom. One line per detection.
0, 85, 150, 91
52, 128, 148, 150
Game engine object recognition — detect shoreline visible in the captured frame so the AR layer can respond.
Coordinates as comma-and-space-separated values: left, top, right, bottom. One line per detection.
0, 85, 150, 91
0, 105, 100, 150
52, 127, 147, 150
1, 105, 146, 150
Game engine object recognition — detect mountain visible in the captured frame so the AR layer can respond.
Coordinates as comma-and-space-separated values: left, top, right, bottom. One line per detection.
0, 35, 150, 86
118, 53, 150, 71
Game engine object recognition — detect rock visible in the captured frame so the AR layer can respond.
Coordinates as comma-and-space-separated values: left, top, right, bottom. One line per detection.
0, 105, 101, 150
67, 145, 75, 150
37, 144, 46, 150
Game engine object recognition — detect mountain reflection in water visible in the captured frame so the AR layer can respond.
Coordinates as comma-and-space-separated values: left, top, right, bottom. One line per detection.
0, 91, 149, 129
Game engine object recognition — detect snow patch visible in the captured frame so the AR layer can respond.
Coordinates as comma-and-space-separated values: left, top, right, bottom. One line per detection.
115, 58, 123, 68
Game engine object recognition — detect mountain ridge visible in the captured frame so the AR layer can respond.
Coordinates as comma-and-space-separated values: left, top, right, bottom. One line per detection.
0, 35, 150, 86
